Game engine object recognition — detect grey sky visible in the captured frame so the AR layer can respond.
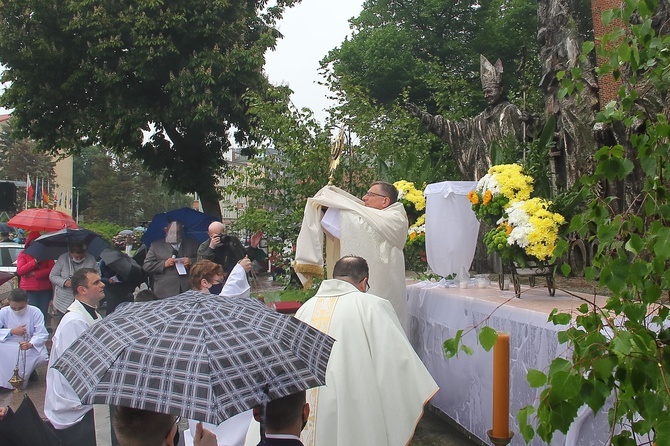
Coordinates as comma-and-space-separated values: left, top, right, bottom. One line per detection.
264, 0, 363, 123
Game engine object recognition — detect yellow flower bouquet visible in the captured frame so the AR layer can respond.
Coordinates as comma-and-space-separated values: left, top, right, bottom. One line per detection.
468, 164, 534, 226
470, 164, 565, 264
394, 180, 427, 271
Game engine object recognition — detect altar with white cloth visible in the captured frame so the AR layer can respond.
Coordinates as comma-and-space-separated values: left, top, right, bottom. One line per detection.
407, 281, 611, 446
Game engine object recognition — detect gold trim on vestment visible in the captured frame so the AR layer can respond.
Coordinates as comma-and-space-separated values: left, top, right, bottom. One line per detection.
302, 297, 339, 446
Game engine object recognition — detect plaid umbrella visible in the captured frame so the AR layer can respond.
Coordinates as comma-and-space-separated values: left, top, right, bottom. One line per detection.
53, 290, 334, 425
7, 208, 78, 231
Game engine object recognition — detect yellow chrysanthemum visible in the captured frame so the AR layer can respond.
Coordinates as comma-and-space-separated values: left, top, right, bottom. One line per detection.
468, 191, 480, 205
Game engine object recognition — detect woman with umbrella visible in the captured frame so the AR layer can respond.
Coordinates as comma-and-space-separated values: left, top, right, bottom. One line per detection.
49, 242, 99, 315
16, 231, 55, 319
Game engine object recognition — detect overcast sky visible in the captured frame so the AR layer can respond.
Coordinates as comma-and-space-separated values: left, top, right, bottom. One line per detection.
263, 0, 364, 123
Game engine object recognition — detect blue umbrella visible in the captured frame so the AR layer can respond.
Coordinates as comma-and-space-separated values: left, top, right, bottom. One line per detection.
141, 208, 217, 248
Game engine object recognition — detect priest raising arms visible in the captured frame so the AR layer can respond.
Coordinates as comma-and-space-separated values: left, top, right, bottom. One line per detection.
294, 182, 409, 329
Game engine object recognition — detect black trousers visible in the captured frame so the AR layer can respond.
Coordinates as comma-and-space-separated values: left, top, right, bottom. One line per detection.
49, 409, 96, 446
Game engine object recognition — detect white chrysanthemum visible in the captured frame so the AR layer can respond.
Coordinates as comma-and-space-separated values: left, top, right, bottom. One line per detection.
477, 173, 501, 196
506, 201, 533, 247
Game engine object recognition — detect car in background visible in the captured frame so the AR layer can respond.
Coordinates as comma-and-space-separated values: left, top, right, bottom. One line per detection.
0, 241, 24, 301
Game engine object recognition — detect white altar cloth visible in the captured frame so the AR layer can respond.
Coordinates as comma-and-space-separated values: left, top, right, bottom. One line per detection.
424, 181, 480, 277
407, 281, 610, 445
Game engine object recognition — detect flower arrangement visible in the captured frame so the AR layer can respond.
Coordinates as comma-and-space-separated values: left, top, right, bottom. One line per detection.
394, 180, 426, 223
469, 164, 565, 264
468, 164, 534, 226
112, 232, 141, 251
394, 180, 428, 271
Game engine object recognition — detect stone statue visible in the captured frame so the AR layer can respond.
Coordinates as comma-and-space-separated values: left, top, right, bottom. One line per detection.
407, 55, 531, 180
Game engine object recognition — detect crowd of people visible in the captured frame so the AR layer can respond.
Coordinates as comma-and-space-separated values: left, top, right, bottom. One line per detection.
0, 181, 440, 446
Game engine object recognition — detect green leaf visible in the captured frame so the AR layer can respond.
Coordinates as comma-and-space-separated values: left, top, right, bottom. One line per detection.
443, 329, 464, 359
652, 226, 670, 258
517, 405, 536, 442
624, 233, 643, 255
479, 326, 498, 351
527, 369, 547, 387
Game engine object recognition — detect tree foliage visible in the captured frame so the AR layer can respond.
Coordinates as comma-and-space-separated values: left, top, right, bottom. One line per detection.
0, 120, 55, 186
0, 0, 300, 219
518, 1, 670, 442
74, 146, 191, 227
446, 1, 670, 443
224, 86, 345, 242
319, 0, 542, 187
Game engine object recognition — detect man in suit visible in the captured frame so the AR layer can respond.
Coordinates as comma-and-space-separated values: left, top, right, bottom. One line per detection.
252, 391, 308, 446
143, 221, 199, 299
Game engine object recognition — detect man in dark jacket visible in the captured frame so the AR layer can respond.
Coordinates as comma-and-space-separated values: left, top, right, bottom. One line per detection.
196, 222, 245, 294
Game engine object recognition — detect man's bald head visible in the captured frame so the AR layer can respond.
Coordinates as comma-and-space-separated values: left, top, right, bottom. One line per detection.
208, 222, 225, 236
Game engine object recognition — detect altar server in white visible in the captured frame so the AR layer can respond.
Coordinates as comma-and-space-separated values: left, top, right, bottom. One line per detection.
246, 256, 438, 446
45, 267, 105, 446
294, 182, 409, 329
0, 289, 49, 390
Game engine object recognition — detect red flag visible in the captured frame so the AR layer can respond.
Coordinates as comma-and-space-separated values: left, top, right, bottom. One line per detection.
26, 174, 34, 201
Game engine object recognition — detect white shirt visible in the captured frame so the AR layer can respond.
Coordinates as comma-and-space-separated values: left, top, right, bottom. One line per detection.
44, 299, 101, 429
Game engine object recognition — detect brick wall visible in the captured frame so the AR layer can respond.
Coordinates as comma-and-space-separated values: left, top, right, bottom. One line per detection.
591, 0, 623, 107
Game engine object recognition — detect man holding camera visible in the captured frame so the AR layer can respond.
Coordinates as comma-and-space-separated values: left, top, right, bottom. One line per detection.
197, 222, 246, 294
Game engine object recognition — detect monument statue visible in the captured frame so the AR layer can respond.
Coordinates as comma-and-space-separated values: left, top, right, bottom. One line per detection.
406, 55, 532, 180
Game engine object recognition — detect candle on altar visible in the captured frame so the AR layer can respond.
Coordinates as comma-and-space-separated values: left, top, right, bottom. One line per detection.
492, 332, 510, 438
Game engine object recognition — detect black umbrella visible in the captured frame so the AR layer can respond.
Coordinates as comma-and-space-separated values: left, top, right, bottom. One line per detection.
0, 395, 60, 446
24, 228, 111, 261
100, 248, 144, 288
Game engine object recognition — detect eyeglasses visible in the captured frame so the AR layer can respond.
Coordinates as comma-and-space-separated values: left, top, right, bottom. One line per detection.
364, 191, 389, 199
167, 415, 181, 437
360, 277, 370, 292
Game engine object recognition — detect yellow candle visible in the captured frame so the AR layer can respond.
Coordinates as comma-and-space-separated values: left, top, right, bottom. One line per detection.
492, 332, 510, 438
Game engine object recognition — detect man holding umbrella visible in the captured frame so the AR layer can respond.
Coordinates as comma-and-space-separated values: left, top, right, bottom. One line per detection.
143, 221, 199, 299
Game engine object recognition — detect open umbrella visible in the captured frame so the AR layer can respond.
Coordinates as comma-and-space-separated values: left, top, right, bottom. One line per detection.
7, 208, 78, 231
118, 229, 134, 236
0, 395, 60, 446
99, 248, 144, 288
23, 228, 111, 261
53, 290, 334, 425
142, 208, 216, 247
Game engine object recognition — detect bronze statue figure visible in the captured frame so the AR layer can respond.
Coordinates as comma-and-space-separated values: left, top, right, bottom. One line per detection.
407, 55, 531, 180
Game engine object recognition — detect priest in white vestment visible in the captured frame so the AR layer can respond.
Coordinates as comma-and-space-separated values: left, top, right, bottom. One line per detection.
294, 182, 409, 329
0, 289, 49, 390
45, 267, 105, 446
246, 256, 438, 446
